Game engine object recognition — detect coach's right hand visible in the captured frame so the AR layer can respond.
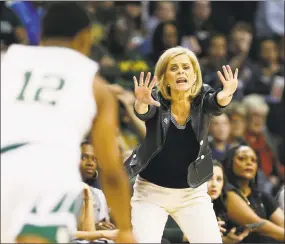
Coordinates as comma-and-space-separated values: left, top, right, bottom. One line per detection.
133, 72, 160, 107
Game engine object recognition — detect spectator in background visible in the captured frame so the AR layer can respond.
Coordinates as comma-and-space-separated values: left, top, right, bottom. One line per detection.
96, 1, 117, 27
224, 145, 285, 243
145, 1, 176, 37
90, 44, 120, 84
80, 2, 105, 44
80, 141, 100, 189
201, 33, 228, 89
0, 4, 27, 48
247, 39, 284, 100
255, 1, 284, 39
117, 90, 146, 145
79, 142, 116, 230
209, 113, 231, 162
228, 22, 259, 99
243, 94, 284, 188
225, 101, 248, 148
150, 20, 182, 65
139, 1, 177, 57
106, 16, 150, 88
6, 1, 45, 45
181, 0, 214, 57
208, 160, 250, 243
108, 84, 146, 150
120, 1, 142, 34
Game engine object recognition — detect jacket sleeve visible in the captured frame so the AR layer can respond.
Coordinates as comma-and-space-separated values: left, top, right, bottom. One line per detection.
203, 85, 226, 116
133, 90, 158, 121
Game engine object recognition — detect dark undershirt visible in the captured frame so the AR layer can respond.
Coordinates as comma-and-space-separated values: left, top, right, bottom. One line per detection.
140, 116, 199, 188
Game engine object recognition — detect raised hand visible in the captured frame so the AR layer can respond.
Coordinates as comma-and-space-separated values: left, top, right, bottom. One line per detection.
133, 72, 160, 107
217, 65, 238, 97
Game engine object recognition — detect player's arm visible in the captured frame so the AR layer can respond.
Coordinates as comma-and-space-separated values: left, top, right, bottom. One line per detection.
91, 75, 132, 232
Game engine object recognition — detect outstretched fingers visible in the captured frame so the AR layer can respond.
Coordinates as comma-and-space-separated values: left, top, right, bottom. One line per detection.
145, 72, 151, 87
226, 65, 233, 79
217, 71, 226, 85
222, 65, 230, 80
133, 76, 138, 89
149, 76, 157, 89
139, 72, 144, 86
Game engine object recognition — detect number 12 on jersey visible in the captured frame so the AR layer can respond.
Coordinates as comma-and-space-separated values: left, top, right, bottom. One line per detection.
17, 71, 65, 106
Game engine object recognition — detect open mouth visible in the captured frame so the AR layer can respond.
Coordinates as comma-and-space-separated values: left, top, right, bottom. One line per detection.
176, 78, 187, 84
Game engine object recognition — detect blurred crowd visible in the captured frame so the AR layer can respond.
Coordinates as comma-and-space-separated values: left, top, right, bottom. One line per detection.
1, 1, 284, 243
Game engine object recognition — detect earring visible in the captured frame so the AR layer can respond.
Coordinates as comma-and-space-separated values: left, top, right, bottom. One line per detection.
94, 170, 99, 179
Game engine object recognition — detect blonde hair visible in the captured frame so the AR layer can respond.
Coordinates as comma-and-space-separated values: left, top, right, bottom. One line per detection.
154, 46, 203, 100
242, 94, 269, 116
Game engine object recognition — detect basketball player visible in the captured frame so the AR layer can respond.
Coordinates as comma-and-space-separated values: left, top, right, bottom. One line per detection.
1, 3, 135, 243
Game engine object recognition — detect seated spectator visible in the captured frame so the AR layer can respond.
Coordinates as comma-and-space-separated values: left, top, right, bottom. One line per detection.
108, 84, 146, 151
105, 16, 150, 88
224, 145, 285, 243
208, 160, 250, 243
80, 141, 100, 188
90, 44, 120, 83
209, 113, 231, 162
228, 22, 260, 99
243, 94, 284, 187
139, 1, 177, 57
201, 33, 228, 89
145, 1, 177, 37
246, 38, 284, 101
224, 101, 248, 148
79, 142, 116, 229
181, 0, 215, 57
149, 20, 182, 65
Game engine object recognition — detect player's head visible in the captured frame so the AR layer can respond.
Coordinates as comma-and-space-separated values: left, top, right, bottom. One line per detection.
41, 2, 92, 56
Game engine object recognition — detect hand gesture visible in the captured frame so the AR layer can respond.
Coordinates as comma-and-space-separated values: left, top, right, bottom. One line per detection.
133, 72, 160, 107
225, 227, 250, 243
217, 65, 239, 97
96, 220, 116, 230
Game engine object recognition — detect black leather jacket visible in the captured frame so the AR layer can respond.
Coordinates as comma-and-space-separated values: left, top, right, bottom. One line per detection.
124, 84, 225, 188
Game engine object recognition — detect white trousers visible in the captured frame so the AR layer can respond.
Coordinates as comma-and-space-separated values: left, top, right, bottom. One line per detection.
131, 176, 222, 243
